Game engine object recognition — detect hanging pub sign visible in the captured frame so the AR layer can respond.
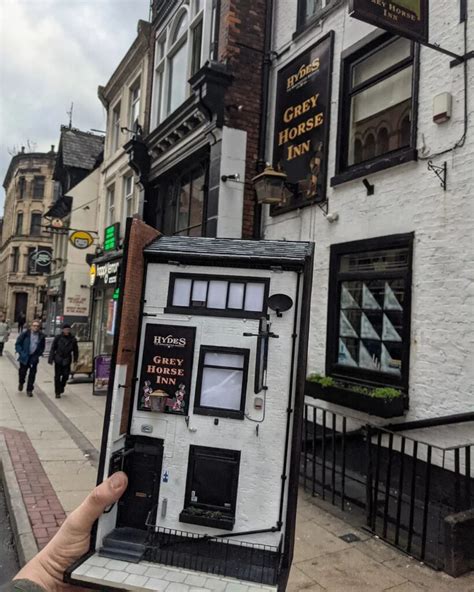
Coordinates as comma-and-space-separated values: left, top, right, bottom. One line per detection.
138, 324, 196, 415
70, 230, 94, 250
28, 247, 52, 275
273, 31, 334, 212
349, 0, 429, 44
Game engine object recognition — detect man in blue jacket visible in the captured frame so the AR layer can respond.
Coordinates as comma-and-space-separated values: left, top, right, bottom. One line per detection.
15, 319, 46, 397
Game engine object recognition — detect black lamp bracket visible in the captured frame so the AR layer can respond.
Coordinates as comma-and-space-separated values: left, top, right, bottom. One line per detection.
316, 200, 329, 216
427, 161, 447, 191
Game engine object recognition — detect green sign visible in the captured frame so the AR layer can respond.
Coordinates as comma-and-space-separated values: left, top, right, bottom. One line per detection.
113, 288, 120, 301
104, 223, 120, 252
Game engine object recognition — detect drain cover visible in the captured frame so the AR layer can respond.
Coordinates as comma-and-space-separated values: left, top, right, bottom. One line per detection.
339, 533, 361, 543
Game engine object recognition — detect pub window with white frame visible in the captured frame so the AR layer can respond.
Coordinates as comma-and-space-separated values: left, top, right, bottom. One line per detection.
168, 274, 268, 318
129, 78, 141, 133
151, 0, 212, 128
106, 185, 115, 226
123, 175, 135, 220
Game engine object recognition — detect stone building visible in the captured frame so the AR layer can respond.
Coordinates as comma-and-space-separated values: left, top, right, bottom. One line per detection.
0, 148, 56, 325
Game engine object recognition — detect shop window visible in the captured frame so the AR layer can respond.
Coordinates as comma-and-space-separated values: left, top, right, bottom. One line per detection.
30, 212, 42, 236
194, 346, 249, 419
11, 247, 20, 272
297, 0, 335, 30
326, 234, 413, 391
180, 445, 240, 530
16, 212, 23, 235
333, 35, 417, 185
32, 176, 45, 199
167, 273, 269, 318
18, 177, 26, 199
129, 79, 141, 133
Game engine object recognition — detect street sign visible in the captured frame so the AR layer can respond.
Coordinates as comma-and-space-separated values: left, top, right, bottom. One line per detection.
70, 230, 94, 250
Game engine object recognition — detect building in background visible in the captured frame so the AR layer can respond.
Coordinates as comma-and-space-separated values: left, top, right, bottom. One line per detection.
44, 126, 104, 335
0, 147, 56, 325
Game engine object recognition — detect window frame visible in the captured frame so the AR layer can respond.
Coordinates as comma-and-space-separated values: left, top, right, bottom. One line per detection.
166, 273, 270, 319
18, 176, 26, 199
332, 33, 419, 187
30, 212, 42, 236
32, 176, 45, 200
325, 233, 414, 393
129, 78, 141, 133
194, 346, 250, 420
11, 247, 20, 272
182, 445, 241, 518
15, 212, 23, 236
123, 175, 135, 223
296, 0, 337, 33
106, 185, 115, 227
111, 102, 121, 154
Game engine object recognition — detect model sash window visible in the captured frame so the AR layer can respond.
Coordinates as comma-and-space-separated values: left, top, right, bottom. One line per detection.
327, 234, 413, 389
168, 274, 268, 318
111, 102, 121, 153
336, 35, 416, 177
123, 176, 134, 221
129, 79, 141, 133
195, 347, 249, 419
180, 446, 240, 529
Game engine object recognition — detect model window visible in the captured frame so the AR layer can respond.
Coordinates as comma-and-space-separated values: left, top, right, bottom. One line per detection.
11, 247, 20, 272
297, 0, 334, 28
180, 445, 240, 530
30, 212, 42, 236
195, 347, 249, 419
16, 212, 23, 235
168, 274, 268, 318
129, 79, 141, 133
123, 176, 135, 221
327, 234, 413, 390
334, 35, 416, 182
111, 102, 121, 153
32, 176, 45, 199
18, 177, 26, 199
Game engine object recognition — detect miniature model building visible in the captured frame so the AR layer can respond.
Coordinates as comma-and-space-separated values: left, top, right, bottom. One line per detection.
67, 235, 314, 591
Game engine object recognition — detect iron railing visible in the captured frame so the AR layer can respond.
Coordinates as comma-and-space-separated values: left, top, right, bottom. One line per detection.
301, 403, 474, 570
145, 527, 282, 585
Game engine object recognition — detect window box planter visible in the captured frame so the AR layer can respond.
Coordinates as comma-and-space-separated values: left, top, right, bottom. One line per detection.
179, 508, 235, 531
305, 380, 405, 419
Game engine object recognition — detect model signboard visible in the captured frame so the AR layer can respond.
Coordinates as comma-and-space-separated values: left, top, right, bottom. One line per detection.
67, 234, 314, 592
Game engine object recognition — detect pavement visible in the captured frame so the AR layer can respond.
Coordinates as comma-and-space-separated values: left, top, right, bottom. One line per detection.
0, 332, 474, 591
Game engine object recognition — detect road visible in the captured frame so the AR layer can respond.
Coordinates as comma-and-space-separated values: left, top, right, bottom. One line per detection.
0, 478, 19, 586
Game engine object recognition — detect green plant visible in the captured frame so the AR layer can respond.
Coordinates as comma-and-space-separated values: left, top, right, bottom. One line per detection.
307, 373, 335, 388
370, 387, 402, 400
307, 374, 402, 400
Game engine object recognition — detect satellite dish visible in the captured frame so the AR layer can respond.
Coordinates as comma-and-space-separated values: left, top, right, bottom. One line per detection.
267, 293, 294, 316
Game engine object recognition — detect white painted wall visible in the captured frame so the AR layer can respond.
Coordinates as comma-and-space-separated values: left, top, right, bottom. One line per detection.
264, 1, 474, 423
96, 262, 302, 550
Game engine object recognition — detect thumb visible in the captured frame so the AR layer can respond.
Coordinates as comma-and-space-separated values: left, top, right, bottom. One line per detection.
66, 471, 128, 535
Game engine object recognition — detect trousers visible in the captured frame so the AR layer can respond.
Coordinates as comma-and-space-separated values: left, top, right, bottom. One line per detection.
19, 361, 38, 391
54, 362, 71, 395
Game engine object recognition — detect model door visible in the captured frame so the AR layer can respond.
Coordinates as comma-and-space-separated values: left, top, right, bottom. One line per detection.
117, 437, 164, 531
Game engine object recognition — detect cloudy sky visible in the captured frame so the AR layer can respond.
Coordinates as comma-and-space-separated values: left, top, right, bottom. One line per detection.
0, 0, 150, 212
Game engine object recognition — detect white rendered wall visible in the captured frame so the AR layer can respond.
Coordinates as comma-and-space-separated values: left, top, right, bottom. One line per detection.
264, 1, 474, 424
96, 262, 302, 549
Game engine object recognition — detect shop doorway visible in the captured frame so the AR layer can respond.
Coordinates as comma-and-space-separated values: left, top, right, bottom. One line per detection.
14, 293, 28, 322
117, 437, 164, 531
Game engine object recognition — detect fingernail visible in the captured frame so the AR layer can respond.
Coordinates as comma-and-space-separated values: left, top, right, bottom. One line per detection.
110, 471, 125, 490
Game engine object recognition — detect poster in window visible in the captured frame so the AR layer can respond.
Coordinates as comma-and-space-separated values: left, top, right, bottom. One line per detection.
349, 0, 428, 44
273, 32, 334, 212
72, 341, 94, 375
138, 324, 196, 415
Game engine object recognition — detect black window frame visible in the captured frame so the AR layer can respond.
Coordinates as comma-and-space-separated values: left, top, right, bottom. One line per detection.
331, 33, 419, 188
181, 445, 241, 526
326, 233, 414, 393
166, 273, 270, 319
32, 176, 45, 200
194, 346, 250, 420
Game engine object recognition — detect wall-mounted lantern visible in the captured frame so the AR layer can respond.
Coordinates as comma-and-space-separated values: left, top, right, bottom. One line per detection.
252, 166, 294, 206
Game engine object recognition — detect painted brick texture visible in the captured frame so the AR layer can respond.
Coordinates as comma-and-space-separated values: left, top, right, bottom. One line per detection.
264, 2, 474, 424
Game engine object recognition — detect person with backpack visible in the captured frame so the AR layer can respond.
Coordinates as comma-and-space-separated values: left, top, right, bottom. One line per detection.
15, 319, 46, 396
48, 323, 79, 398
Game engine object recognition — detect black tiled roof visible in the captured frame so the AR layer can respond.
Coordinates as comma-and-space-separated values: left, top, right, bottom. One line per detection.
144, 236, 313, 268
60, 127, 104, 170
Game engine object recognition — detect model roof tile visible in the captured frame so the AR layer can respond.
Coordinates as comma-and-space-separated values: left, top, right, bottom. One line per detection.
59, 127, 104, 170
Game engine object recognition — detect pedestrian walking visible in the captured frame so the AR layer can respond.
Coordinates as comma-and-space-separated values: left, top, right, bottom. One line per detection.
15, 319, 46, 397
0, 313, 10, 356
48, 323, 79, 398
17, 311, 26, 334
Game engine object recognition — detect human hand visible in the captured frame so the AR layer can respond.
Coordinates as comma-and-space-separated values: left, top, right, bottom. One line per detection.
13, 471, 128, 592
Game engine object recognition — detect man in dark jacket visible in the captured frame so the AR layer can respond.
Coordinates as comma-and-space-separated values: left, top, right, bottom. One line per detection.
48, 323, 79, 398
15, 320, 46, 397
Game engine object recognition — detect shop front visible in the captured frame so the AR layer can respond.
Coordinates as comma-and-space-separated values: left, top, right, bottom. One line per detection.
45, 273, 64, 336
89, 255, 121, 394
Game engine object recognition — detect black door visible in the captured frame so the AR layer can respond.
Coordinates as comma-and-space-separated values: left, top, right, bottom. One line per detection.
117, 437, 164, 531
14, 293, 28, 322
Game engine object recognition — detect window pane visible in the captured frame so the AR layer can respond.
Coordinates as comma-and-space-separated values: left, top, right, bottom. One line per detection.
244, 283, 265, 312
349, 66, 412, 165
200, 367, 243, 410
189, 170, 204, 231
177, 179, 191, 232
173, 12, 189, 43
192, 280, 208, 303
205, 352, 244, 368
207, 281, 228, 309
353, 38, 411, 86
191, 20, 203, 75
228, 283, 244, 309
173, 278, 192, 306
340, 248, 410, 273
305, 0, 323, 21
168, 42, 188, 114
191, 455, 235, 509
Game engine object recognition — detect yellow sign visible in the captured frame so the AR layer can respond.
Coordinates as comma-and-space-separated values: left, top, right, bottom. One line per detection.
70, 230, 94, 250
89, 264, 97, 286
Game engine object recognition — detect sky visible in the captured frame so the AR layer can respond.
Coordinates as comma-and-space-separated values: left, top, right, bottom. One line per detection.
0, 0, 150, 213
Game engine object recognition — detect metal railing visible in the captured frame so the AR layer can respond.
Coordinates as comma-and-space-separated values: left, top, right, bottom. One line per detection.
145, 527, 282, 585
301, 403, 474, 570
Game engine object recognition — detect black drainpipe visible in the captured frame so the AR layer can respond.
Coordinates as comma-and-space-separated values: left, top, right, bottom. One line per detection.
253, 0, 274, 239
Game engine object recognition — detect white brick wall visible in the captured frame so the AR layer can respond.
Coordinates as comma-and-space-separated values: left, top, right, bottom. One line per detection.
264, 1, 474, 424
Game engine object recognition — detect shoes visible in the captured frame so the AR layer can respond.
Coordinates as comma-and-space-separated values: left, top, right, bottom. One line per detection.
55, 392, 61, 399
26, 391, 33, 397
18, 383, 24, 392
